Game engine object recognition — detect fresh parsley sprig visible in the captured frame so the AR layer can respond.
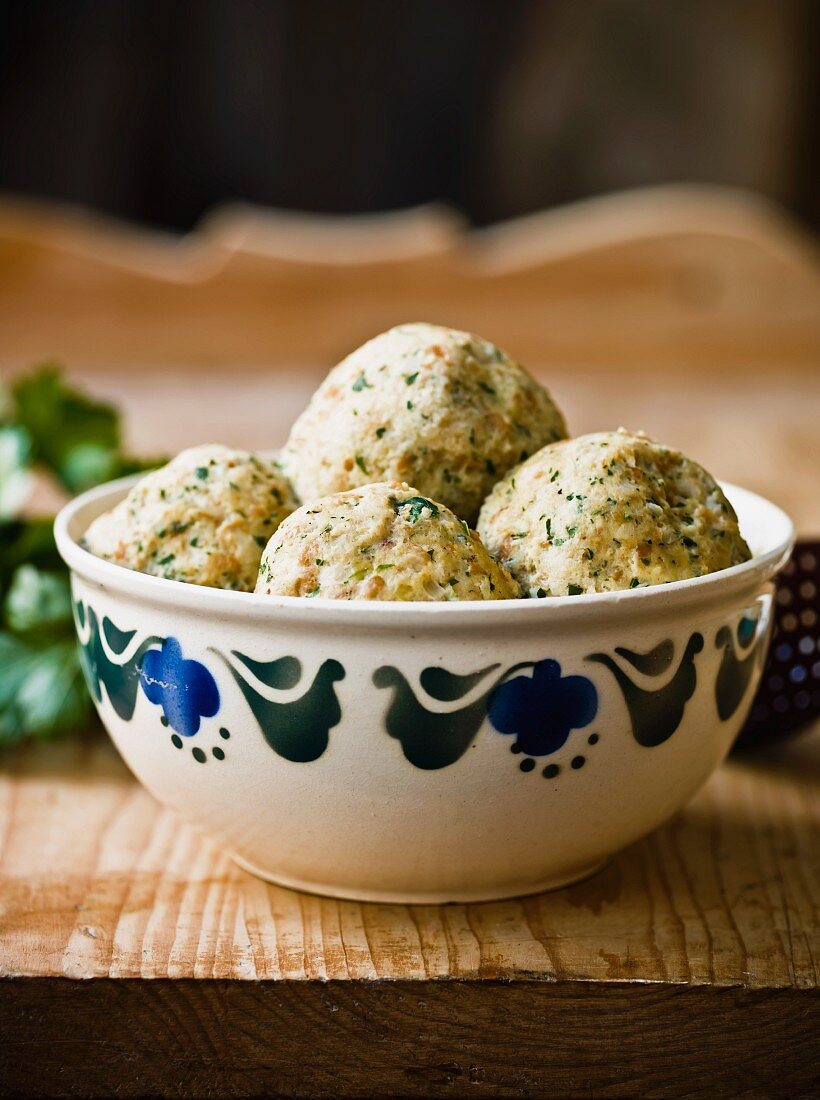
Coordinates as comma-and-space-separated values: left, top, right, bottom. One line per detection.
0, 364, 162, 744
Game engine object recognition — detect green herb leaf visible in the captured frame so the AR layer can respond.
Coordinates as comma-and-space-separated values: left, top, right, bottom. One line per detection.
393, 496, 439, 523
11, 365, 163, 493
0, 365, 162, 744
4, 565, 73, 635
11, 366, 121, 492
0, 425, 34, 521
0, 632, 90, 744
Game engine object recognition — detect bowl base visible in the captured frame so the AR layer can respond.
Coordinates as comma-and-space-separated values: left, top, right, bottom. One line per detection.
227, 851, 611, 905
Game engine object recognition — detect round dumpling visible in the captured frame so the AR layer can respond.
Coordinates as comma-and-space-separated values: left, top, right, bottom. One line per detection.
478, 429, 751, 597
256, 481, 520, 601
282, 322, 566, 524
83, 445, 297, 590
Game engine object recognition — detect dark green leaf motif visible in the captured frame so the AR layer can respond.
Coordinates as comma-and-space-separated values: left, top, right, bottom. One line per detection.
230, 652, 301, 691
75, 601, 163, 722
614, 639, 675, 676
219, 653, 345, 762
587, 633, 704, 747
714, 617, 765, 721
374, 663, 531, 769
419, 663, 500, 701
101, 617, 138, 655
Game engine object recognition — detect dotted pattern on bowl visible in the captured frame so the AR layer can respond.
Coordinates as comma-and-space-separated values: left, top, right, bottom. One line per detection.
737, 540, 820, 747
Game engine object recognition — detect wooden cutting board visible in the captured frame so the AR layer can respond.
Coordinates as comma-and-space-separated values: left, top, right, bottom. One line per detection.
1, 728, 818, 1097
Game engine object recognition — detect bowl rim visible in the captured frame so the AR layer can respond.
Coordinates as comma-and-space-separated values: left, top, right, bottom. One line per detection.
55, 473, 795, 626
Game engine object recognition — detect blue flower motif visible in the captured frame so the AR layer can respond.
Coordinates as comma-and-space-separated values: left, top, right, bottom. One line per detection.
140, 637, 220, 736
488, 659, 598, 756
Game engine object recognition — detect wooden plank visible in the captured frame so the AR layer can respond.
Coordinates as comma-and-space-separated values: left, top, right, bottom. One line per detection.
0, 187, 818, 372
1, 730, 817, 986
1, 978, 817, 1098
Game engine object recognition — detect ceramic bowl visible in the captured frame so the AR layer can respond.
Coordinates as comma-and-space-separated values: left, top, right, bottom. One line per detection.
55, 477, 793, 904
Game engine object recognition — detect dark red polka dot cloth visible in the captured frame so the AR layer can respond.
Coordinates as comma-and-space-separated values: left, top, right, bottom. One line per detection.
736, 540, 820, 749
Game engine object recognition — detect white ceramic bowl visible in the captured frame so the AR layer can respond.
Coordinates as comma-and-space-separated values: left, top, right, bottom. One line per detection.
56, 477, 793, 904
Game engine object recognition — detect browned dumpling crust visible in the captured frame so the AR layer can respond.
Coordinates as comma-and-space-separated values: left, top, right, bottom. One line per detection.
84, 445, 297, 590
257, 481, 520, 601
282, 322, 567, 524
478, 429, 751, 597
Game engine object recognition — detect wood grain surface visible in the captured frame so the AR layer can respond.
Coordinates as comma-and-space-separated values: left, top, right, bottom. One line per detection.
1, 730, 817, 985
2, 980, 817, 1098
2, 732, 818, 1097
1, 186, 818, 374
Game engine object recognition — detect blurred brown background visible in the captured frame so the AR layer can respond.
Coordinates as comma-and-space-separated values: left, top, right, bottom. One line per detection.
1, 0, 817, 231
0, 0, 818, 527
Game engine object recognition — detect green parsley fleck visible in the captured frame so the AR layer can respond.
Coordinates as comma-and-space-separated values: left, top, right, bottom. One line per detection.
567, 584, 583, 596
195, 466, 208, 480
352, 374, 372, 392
404, 371, 419, 385
393, 496, 439, 523
354, 453, 369, 474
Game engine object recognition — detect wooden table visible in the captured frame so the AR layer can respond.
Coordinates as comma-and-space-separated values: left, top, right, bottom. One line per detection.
1, 729, 818, 1097
1, 190, 819, 1097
